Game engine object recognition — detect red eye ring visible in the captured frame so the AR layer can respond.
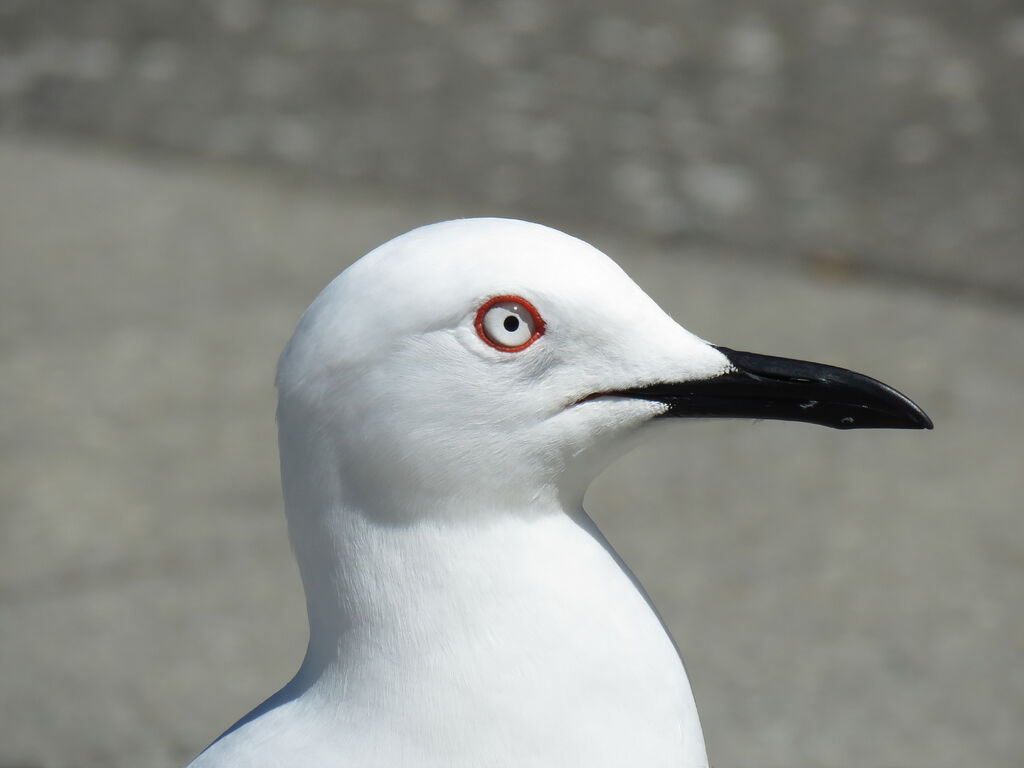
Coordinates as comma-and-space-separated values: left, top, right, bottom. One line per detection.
474, 295, 545, 352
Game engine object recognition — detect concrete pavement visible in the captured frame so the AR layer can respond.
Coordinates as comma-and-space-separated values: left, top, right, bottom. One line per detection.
2, 2, 1023, 300
1, 137, 1021, 767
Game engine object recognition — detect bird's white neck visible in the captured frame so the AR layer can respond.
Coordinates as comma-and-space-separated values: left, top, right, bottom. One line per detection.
282, 498, 709, 767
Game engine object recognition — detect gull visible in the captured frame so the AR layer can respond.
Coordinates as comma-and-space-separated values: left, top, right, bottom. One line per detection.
186, 218, 931, 768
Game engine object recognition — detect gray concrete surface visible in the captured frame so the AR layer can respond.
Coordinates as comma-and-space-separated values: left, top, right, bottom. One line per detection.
1, 137, 1021, 767
2, 1, 1023, 301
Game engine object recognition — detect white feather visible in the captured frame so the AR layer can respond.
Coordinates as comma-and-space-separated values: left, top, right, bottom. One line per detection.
188, 218, 728, 767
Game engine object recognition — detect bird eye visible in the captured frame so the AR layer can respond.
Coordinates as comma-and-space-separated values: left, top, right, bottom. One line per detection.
475, 295, 545, 352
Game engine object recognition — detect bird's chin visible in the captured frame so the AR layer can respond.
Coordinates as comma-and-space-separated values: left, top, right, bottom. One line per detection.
546, 397, 665, 507
552, 394, 667, 447
566, 392, 669, 417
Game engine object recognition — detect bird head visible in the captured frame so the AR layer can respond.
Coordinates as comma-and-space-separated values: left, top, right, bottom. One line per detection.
275, 218, 930, 522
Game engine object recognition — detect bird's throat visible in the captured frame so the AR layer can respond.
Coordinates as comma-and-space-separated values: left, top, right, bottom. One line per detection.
286, 505, 708, 766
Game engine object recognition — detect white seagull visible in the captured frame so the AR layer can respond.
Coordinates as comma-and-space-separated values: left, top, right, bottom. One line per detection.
186, 218, 931, 768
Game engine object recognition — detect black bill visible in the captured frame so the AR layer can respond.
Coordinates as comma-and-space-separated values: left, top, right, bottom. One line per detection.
619, 346, 933, 430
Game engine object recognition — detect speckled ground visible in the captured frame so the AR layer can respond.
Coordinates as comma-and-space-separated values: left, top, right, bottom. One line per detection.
1, 1, 1022, 299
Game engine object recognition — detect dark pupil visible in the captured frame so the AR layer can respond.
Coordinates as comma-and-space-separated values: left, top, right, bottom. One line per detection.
503, 315, 520, 333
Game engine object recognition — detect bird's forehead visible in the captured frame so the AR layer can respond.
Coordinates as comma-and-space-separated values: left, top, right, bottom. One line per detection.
280, 218, 668, 383
341, 219, 647, 321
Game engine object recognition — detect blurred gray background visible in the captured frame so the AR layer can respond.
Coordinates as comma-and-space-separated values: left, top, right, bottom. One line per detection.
1, 2, 1022, 767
